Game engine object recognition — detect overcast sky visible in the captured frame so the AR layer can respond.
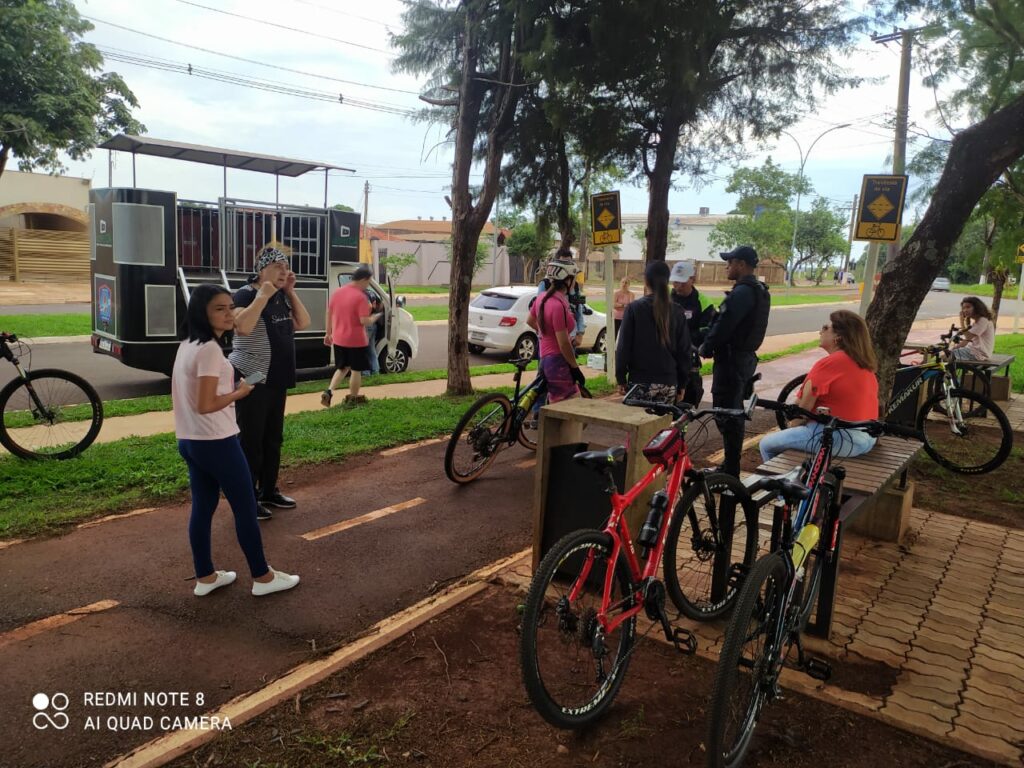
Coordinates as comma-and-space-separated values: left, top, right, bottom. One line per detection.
57, 0, 949, 230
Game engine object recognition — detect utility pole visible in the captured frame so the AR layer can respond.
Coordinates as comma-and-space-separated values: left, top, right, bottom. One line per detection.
362, 180, 370, 240
860, 28, 915, 316
491, 194, 500, 288
842, 193, 858, 279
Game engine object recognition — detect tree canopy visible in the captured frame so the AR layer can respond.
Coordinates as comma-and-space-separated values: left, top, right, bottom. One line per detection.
0, 0, 143, 178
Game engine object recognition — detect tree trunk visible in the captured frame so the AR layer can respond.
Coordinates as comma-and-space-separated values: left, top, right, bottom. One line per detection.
555, 132, 573, 249
866, 92, 1024, 399
446, 3, 523, 396
644, 112, 684, 263
979, 217, 995, 284
0, 144, 8, 179
990, 268, 1006, 326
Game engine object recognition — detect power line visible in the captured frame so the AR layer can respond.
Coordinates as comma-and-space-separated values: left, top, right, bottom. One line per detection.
98, 48, 416, 116
289, 0, 394, 28
173, 0, 392, 56
84, 15, 419, 95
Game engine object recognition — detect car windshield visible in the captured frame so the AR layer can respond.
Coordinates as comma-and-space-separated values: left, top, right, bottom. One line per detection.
471, 292, 519, 311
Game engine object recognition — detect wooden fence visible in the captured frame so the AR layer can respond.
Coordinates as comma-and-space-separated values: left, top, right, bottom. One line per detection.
0, 228, 90, 282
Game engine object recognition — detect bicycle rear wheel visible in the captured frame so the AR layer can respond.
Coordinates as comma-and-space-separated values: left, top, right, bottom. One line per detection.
663, 472, 759, 620
916, 388, 1012, 474
519, 529, 637, 729
0, 369, 103, 460
444, 393, 511, 483
773, 375, 806, 431
707, 552, 788, 768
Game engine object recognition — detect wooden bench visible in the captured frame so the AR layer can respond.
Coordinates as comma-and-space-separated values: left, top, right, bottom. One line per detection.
956, 353, 1016, 401
746, 435, 923, 639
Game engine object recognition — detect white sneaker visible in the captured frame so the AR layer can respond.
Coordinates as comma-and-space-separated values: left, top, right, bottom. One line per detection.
251, 568, 300, 597
194, 570, 237, 597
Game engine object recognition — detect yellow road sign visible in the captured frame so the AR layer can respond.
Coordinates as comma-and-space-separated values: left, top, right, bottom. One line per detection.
591, 191, 621, 246
1018, 243, 1024, 264
854, 175, 908, 242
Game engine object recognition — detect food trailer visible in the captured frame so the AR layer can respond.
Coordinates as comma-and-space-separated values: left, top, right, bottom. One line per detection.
89, 135, 418, 375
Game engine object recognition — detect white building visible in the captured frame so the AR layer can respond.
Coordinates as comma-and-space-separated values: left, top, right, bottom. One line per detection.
617, 208, 736, 263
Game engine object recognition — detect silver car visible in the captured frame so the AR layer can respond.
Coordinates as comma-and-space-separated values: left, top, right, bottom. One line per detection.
467, 285, 607, 359
930, 277, 951, 291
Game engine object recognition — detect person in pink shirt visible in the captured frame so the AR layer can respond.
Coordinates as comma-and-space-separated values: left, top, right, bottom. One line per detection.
527, 260, 586, 402
322, 265, 382, 406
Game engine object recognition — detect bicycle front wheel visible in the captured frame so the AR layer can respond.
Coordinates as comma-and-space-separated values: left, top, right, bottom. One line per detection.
916, 388, 1012, 474
0, 369, 103, 460
707, 551, 788, 768
444, 393, 512, 484
774, 374, 806, 431
519, 529, 637, 729
663, 472, 759, 621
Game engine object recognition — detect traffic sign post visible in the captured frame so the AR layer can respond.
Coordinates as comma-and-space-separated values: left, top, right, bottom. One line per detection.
591, 191, 621, 377
855, 175, 909, 316
853, 175, 909, 242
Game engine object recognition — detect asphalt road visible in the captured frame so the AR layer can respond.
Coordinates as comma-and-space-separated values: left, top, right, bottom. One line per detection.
2, 291, 1020, 401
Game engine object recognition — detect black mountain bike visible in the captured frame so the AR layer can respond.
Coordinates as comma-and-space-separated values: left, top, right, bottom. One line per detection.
445, 358, 569, 483
0, 332, 103, 460
773, 328, 1012, 474
707, 401, 922, 768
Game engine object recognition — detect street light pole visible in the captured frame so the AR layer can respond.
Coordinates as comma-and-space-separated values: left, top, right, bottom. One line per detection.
782, 123, 850, 287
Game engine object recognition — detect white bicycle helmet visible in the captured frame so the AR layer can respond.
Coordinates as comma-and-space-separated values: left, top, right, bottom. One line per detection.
545, 259, 580, 282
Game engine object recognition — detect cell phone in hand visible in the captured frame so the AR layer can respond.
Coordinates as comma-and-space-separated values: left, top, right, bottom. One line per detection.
242, 372, 266, 386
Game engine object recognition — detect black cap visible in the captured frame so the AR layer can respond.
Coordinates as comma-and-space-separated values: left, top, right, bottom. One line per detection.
352, 264, 373, 281
720, 245, 759, 266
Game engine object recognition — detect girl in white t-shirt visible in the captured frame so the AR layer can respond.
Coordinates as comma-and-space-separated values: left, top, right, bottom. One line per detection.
172, 284, 300, 598
953, 296, 995, 362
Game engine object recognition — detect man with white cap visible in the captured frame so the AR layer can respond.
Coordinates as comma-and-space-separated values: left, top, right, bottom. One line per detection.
231, 245, 311, 519
669, 260, 717, 406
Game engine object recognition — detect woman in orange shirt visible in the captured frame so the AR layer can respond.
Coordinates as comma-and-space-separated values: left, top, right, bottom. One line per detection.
759, 310, 879, 462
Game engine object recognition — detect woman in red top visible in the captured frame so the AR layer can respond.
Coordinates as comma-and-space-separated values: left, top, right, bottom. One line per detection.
760, 310, 879, 462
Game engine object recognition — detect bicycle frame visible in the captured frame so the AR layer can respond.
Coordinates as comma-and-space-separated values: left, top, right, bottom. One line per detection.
568, 447, 693, 637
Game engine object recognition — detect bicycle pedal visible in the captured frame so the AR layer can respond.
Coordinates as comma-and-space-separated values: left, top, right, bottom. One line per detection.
803, 657, 832, 681
671, 627, 698, 655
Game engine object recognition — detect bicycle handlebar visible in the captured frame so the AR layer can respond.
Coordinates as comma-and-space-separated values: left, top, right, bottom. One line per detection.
756, 398, 923, 440
624, 388, 757, 424
0, 332, 15, 342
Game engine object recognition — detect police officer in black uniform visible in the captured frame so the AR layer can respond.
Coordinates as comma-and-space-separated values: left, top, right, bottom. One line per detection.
699, 246, 770, 476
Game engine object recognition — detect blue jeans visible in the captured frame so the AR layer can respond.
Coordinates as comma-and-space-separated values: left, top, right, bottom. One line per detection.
178, 436, 269, 580
363, 324, 380, 375
759, 421, 877, 463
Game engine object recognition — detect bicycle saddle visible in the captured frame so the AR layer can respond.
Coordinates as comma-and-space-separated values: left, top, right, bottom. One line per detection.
745, 465, 811, 501
573, 445, 626, 468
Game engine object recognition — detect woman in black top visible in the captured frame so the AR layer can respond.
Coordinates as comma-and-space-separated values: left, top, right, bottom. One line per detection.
615, 260, 691, 404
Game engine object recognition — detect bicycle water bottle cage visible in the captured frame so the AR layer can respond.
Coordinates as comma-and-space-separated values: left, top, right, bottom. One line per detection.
642, 428, 684, 465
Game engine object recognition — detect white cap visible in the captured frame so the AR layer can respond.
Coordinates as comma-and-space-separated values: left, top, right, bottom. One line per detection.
669, 261, 695, 283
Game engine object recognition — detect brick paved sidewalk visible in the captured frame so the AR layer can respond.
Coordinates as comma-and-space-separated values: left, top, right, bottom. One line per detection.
500, 508, 1024, 766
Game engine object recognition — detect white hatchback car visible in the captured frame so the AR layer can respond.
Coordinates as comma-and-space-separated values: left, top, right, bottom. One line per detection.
467, 285, 607, 359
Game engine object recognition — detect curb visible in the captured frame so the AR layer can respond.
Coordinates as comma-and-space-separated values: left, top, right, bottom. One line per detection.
105, 548, 530, 768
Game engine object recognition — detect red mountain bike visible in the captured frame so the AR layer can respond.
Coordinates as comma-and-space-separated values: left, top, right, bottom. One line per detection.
519, 390, 759, 729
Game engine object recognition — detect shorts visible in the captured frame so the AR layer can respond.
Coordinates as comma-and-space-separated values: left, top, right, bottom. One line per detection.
333, 345, 369, 371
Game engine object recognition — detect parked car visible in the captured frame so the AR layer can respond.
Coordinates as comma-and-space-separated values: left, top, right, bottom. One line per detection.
467, 285, 607, 359
931, 277, 951, 292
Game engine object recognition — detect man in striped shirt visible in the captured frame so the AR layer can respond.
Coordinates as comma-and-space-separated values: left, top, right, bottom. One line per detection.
230, 246, 311, 520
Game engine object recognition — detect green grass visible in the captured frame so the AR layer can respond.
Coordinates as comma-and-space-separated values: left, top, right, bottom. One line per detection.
2, 362, 538, 428
0, 375, 612, 538
405, 305, 451, 322
769, 293, 850, 306
0, 313, 91, 338
950, 283, 995, 297
993, 333, 1024, 393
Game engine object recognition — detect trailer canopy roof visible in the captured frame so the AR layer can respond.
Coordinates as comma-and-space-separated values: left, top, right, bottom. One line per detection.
99, 135, 355, 177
